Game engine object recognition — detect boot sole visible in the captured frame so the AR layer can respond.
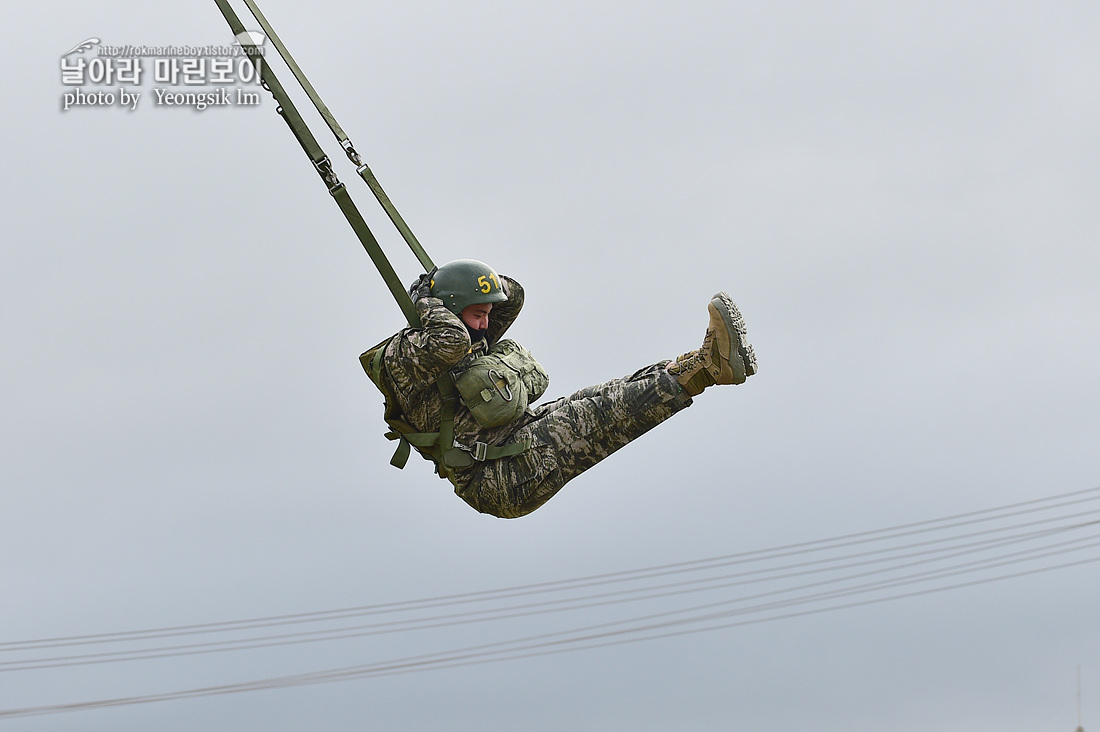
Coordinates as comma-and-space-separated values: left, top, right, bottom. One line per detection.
711, 292, 757, 384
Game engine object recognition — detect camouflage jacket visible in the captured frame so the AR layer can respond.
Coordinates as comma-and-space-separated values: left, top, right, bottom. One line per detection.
381, 276, 525, 482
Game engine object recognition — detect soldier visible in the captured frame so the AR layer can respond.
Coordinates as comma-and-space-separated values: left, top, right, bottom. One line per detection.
372, 259, 757, 518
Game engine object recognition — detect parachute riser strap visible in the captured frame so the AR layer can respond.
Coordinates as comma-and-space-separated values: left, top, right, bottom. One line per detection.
239, 0, 435, 273
213, 0, 420, 328
330, 188, 420, 327
353, 163, 433, 272
240, 0, 349, 141
215, 1, 322, 165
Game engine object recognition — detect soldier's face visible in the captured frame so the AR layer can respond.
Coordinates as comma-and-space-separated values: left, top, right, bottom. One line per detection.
461, 303, 492, 331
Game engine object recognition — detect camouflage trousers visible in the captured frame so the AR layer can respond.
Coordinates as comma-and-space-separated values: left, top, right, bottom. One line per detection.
454, 362, 693, 518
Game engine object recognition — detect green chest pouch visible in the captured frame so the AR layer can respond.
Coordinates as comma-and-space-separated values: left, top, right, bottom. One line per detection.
453, 339, 549, 428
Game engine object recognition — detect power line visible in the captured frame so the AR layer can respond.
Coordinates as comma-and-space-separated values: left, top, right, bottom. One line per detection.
3, 553, 1096, 719
3, 515, 1097, 671
1, 486, 1097, 718
5, 484, 1097, 653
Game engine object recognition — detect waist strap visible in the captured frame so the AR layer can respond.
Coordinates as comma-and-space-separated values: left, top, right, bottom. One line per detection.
385, 430, 530, 469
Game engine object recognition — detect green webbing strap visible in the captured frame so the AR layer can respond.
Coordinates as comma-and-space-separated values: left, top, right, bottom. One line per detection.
240, 0, 435, 273
214, 0, 421, 329
330, 188, 420, 327
385, 429, 530, 469
384, 429, 439, 469
436, 377, 459, 480
476, 440, 531, 460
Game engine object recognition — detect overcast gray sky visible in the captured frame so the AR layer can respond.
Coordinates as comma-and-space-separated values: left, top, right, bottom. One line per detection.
2, 1, 1098, 729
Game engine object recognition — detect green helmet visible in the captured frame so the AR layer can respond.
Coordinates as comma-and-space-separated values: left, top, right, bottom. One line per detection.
430, 259, 508, 315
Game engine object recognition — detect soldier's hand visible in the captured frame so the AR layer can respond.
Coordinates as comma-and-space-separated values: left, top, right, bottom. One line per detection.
409, 267, 437, 303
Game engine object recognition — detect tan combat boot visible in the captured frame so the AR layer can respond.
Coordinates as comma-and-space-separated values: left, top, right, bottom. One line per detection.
667, 292, 757, 396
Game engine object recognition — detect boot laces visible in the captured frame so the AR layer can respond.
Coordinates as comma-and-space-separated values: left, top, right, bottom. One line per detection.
670, 329, 715, 374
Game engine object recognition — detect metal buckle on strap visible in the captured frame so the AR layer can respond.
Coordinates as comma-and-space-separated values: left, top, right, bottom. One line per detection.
340, 138, 363, 166
453, 440, 490, 462
313, 155, 343, 194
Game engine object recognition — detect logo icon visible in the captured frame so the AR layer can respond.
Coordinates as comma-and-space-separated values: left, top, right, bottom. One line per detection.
62, 38, 100, 57
233, 31, 267, 48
